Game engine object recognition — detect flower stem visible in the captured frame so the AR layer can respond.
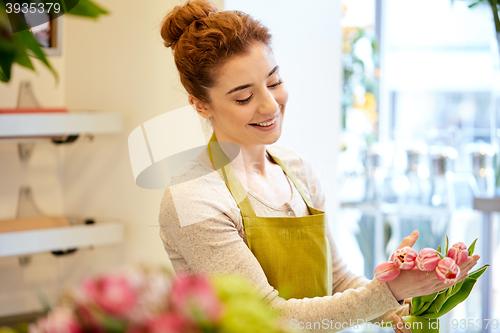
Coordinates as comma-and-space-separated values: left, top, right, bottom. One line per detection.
489, 0, 500, 33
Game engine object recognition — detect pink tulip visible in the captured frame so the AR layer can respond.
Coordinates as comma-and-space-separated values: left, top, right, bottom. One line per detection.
447, 242, 469, 265
170, 274, 223, 323
435, 257, 461, 284
82, 275, 138, 317
146, 313, 197, 333
391, 246, 418, 270
28, 307, 82, 333
375, 261, 401, 282
416, 248, 441, 271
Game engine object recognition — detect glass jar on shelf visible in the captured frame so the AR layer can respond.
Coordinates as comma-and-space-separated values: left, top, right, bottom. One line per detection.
399, 143, 429, 206
363, 143, 385, 203
466, 142, 496, 198
428, 145, 457, 211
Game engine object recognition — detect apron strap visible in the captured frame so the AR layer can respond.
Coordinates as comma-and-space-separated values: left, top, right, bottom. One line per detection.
266, 149, 316, 209
207, 133, 258, 218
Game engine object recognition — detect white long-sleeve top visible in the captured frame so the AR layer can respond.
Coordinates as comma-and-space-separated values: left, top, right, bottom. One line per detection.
158, 144, 408, 332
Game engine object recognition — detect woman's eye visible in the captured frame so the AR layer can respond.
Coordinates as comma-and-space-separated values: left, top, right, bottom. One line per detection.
236, 94, 253, 105
268, 80, 283, 88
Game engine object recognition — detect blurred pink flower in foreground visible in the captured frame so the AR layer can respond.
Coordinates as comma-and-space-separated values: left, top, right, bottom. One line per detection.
82, 275, 138, 317
375, 261, 401, 282
170, 274, 223, 323
416, 248, 441, 271
26, 267, 290, 333
391, 246, 418, 270
29, 307, 82, 333
146, 313, 198, 333
436, 257, 461, 284
447, 242, 469, 265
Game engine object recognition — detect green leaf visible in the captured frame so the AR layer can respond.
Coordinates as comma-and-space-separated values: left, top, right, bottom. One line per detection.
468, 264, 490, 279
101, 315, 127, 333
436, 246, 442, 255
16, 31, 49, 67
14, 322, 28, 333
411, 297, 422, 315
448, 280, 465, 299
421, 265, 489, 319
413, 300, 435, 316
14, 50, 34, 69
430, 291, 448, 314
1, 0, 109, 84
0, 31, 15, 54
490, 0, 500, 33
468, 238, 478, 256
13, 39, 34, 70
0, 68, 7, 82
411, 291, 439, 315
420, 291, 439, 304
444, 235, 449, 256
0, 50, 14, 81
445, 285, 453, 298
469, 0, 485, 8
67, 0, 109, 18
16, 30, 59, 83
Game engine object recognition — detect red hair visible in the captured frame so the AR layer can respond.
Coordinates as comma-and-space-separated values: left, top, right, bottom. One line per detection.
160, 0, 272, 103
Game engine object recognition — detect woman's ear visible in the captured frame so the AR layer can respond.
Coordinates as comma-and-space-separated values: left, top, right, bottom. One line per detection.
189, 95, 212, 119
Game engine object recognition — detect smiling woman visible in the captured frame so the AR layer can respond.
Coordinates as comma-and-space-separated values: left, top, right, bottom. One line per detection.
157, 1, 479, 332
191, 44, 287, 148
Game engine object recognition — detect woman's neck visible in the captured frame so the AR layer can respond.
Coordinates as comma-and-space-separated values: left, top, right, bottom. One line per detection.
213, 130, 272, 179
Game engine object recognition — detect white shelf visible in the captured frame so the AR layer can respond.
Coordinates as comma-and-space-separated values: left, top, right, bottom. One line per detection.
473, 197, 500, 212
0, 112, 123, 138
0, 222, 124, 257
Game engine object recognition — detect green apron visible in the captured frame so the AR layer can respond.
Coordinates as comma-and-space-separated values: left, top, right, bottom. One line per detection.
207, 133, 332, 299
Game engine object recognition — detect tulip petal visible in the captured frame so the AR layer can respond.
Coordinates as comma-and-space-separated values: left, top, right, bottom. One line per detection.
375, 262, 401, 282
392, 246, 418, 270
435, 258, 460, 284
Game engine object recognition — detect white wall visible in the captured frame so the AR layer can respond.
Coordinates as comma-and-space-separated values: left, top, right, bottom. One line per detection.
224, 0, 343, 233
0, 0, 222, 318
0, 0, 341, 318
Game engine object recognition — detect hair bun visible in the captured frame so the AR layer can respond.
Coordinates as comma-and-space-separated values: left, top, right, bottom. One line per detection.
161, 0, 218, 48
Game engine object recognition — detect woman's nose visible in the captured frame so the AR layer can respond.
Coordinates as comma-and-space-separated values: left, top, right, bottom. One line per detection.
257, 89, 280, 115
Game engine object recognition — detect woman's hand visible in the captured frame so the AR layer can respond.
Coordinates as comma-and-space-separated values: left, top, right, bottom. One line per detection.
396, 230, 419, 250
391, 314, 411, 333
386, 231, 480, 301
404, 298, 412, 312
386, 255, 480, 301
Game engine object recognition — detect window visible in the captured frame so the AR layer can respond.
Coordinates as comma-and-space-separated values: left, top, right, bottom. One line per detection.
339, 1, 499, 331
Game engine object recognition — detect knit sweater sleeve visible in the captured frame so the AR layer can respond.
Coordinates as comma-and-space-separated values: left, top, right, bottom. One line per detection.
158, 148, 405, 332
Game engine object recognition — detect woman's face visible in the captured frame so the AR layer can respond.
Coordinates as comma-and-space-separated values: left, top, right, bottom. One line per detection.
202, 42, 289, 147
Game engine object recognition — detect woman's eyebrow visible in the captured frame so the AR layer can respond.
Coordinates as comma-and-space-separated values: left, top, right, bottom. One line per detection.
226, 66, 279, 95
268, 65, 279, 77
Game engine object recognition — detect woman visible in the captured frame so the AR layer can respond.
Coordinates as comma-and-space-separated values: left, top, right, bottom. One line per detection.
157, 1, 479, 331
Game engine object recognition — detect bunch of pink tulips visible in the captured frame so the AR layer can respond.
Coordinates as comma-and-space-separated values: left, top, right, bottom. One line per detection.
375, 241, 470, 284
377, 237, 488, 330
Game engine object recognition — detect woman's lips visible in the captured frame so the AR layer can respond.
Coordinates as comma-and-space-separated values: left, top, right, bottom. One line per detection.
249, 116, 278, 131
250, 115, 278, 126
